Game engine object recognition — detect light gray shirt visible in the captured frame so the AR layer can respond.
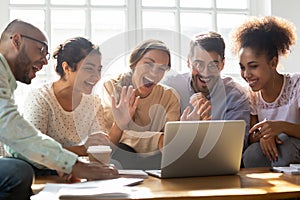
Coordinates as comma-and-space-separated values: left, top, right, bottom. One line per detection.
0, 53, 77, 173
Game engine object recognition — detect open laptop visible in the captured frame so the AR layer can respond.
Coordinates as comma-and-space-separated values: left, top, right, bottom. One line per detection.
146, 120, 246, 178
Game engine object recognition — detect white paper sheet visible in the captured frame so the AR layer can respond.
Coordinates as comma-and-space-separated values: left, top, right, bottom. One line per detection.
31, 177, 144, 200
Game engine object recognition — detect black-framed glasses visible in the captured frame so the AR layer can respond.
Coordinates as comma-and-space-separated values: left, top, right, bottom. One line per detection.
191, 60, 220, 73
20, 34, 50, 60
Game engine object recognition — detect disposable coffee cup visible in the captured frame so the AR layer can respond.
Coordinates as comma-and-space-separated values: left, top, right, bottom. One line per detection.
87, 145, 112, 165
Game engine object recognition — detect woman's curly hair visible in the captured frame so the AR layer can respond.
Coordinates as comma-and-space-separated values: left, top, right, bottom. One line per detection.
231, 16, 296, 61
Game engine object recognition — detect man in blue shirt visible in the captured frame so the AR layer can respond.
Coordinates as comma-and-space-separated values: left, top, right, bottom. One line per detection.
0, 19, 118, 200
161, 31, 250, 151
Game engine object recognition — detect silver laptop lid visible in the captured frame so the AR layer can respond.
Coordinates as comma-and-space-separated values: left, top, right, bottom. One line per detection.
161, 120, 246, 178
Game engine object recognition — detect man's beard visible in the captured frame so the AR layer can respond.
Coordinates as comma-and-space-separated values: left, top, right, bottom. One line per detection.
191, 74, 209, 96
14, 47, 32, 84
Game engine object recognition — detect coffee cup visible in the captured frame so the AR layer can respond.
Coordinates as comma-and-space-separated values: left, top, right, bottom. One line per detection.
87, 145, 112, 165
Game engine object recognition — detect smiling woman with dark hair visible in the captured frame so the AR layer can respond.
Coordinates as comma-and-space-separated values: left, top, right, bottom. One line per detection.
6, 36, 112, 174
231, 16, 300, 168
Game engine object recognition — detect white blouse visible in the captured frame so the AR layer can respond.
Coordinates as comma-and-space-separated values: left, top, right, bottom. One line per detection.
23, 83, 106, 147
250, 73, 300, 124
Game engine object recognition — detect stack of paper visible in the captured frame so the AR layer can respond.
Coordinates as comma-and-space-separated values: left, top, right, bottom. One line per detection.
58, 186, 137, 199
118, 169, 149, 179
31, 177, 144, 200
271, 163, 300, 175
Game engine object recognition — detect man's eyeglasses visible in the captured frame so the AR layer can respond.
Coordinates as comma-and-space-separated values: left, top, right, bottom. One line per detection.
20, 34, 50, 60
191, 60, 220, 73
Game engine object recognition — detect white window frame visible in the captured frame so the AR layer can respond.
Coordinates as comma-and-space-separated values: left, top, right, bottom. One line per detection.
0, 0, 270, 89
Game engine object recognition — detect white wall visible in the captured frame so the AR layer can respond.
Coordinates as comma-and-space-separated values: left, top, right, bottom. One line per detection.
271, 0, 300, 73
0, 1, 9, 31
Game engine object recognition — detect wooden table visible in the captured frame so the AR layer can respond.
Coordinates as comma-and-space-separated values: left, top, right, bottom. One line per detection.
32, 167, 300, 199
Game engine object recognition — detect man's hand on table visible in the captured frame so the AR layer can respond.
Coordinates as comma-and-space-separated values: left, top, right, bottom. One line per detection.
59, 161, 119, 183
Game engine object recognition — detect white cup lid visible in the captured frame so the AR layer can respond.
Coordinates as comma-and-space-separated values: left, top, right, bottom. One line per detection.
87, 145, 112, 153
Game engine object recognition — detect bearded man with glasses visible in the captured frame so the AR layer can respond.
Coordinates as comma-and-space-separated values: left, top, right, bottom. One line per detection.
161, 31, 251, 152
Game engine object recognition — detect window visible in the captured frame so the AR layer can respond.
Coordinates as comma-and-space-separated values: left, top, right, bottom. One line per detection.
140, 0, 249, 78
4, 0, 257, 107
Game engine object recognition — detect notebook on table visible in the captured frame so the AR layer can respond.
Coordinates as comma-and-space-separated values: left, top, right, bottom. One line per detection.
146, 120, 246, 178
